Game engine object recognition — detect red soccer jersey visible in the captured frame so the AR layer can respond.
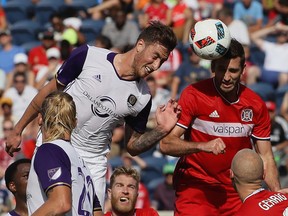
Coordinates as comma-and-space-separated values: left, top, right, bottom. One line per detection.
234, 189, 288, 216
104, 208, 159, 216
144, 3, 169, 25
174, 78, 271, 187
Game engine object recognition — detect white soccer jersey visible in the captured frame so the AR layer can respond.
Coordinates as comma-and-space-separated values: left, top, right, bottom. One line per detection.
53, 45, 151, 207
27, 139, 101, 215
56, 45, 151, 155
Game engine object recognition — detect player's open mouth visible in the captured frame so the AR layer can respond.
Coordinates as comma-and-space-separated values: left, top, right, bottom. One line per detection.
145, 66, 152, 73
120, 197, 129, 202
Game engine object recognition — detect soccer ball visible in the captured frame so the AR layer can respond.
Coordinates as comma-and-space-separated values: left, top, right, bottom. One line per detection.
189, 19, 231, 60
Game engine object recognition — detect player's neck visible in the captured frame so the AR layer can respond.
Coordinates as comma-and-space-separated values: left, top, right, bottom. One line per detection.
113, 51, 136, 80
238, 184, 264, 202
14, 200, 28, 216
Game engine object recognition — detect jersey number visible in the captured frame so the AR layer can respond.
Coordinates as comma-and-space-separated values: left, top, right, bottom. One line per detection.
78, 167, 95, 216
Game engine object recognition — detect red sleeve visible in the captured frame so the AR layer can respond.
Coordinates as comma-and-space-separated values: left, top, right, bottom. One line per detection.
177, 85, 196, 128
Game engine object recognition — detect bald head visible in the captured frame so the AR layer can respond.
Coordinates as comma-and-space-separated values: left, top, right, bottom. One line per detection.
231, 149, 264, 184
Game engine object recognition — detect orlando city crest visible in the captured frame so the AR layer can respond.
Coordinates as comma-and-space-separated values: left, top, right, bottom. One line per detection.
128, 94, 137, 106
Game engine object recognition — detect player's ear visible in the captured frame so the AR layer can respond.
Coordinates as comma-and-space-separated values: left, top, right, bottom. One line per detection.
8, 181, 16, 193
107, 188, 112, 200
229, 169, 234, 179
136, 39, 145, 53
37, 113, 43, 126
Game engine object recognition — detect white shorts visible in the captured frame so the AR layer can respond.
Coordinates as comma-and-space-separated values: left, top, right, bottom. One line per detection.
74, 147, 108, 209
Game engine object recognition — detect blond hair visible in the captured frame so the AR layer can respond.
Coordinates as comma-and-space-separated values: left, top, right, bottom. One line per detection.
40, 91, 76, 142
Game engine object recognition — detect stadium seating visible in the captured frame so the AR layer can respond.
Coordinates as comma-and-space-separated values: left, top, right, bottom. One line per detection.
34, 1, 65, 25
80, 19, 105, 43
10, 20, 45, 45
21, 40, 42, 54
3, 1, 33, 24
65, 0, 97, 12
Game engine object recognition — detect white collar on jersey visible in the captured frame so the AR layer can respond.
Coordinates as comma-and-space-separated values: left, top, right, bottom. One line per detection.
243, 187, 265, 203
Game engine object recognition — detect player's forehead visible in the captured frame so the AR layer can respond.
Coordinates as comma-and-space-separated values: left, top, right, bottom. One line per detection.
146, 42, 170, 59
114, 174, 137, 186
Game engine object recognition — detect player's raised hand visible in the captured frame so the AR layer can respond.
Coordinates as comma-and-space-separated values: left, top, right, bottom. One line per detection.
198, 138, 226, 155
5, 128, 22, 157
155, 99, 181, 134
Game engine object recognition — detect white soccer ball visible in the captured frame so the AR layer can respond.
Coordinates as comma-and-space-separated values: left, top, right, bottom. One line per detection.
189, 19, 231, 60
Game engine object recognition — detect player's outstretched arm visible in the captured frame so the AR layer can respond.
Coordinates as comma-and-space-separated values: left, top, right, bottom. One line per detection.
255, 139, 281, 191
126, 99, 181, 156
160, 125, 227, 157
5, 79, 60, 156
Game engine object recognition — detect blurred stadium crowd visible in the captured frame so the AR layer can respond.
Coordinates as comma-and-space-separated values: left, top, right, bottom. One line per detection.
0, 0, 288, 214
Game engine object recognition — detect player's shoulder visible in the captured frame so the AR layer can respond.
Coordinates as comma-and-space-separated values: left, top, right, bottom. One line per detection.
240, 83, 265, 103
86, 45, 112, 55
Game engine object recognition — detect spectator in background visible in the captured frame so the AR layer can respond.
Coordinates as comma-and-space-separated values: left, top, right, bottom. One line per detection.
35, 47, 62, 90
231, 149, 288, 216
101, 9, 140, 51
0, 119, 15, 215
146, 76, 170, 130
265, 101, 288, 175
4, 158, 31, 216
198, 0, 223, 19
0, 6, 7, 31
170, 48, 210, 99
88, 0, 134, 21
28, 30, 57, 76
61, 6, 86, 46
154, 47, 182, 89
0, 68, 5, 94
48, 12, 66, 43
233, 0, 264, 33
4, 72, 38, 121
281, 91, 288, 123
152, 163, 176, 211
104, 166, 159, 216
139, 0, 170, 29
217, 7, 251, 46
166, 0, 193, 44
274, 0, 288, 25
5, 53, 35, 90
94, 34, 113, 50
251, 23, 288, 88
0, 119, 15, 180
0, 97, 18, 138
0, 30, 25, 74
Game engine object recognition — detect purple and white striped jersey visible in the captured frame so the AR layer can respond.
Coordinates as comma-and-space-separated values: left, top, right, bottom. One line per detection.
27, 139, 101, 215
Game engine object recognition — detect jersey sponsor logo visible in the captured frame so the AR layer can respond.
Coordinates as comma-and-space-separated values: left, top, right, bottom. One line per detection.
192, 118, 253, 137
209, 110, 220, 118
93, 74, 101, 82
83, 91, 120, 118
128, 94, 137, 106
241, 109, 253, 122
48, 167, 62, 180
258, 193, 287, 210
